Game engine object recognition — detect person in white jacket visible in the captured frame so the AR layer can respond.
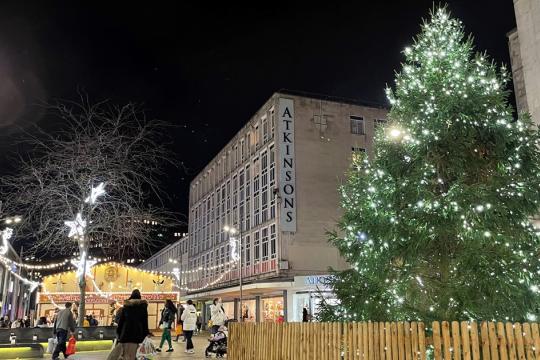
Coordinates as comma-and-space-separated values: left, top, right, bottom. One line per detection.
209, 298, 227, 334
181, 299, 197, 354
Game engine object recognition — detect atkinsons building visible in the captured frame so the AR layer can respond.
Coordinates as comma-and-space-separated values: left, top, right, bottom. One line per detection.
178, 90, 387, 323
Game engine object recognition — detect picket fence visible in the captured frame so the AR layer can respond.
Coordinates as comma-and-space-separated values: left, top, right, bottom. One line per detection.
228, 321, 540, 360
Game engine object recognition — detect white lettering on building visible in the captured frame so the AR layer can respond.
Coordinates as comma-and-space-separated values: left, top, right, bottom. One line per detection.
278, 98, 296, 232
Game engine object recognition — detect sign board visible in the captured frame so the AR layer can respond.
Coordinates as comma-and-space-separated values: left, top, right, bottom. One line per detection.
293, 275, 333, 290
278, 98, 297, 232
38, 292, 178, 304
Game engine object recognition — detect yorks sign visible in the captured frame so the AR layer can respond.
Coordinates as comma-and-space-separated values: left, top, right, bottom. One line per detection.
278, 98, 297, 232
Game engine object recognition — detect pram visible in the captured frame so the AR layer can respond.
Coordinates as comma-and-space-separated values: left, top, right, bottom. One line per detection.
205, 325, 227, 358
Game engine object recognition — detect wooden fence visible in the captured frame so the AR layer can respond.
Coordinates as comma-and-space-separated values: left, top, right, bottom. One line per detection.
228, 321, 540, 360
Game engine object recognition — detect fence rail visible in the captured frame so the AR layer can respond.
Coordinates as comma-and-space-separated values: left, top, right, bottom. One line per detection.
228, 321, 540, 360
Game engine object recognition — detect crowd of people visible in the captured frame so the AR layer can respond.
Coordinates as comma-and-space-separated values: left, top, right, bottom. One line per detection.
0, 315, 31, 328
1, 291, 229, 359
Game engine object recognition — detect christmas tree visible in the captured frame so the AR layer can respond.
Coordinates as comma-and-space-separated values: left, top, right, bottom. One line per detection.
320, 8, 540, 322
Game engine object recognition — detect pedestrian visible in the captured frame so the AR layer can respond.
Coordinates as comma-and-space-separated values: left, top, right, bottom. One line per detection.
156, 299, 176, 352
52, 302, 76, 360
181, 299, 197, 354
90, 315, 98, 326
107, 289, 150, 360
302, 307, 309, 322
209, 298, 227, 334
23, 315, 31, 328
196, 312, 202, 335
174, 303, 185, 342
0, 315, 10, 328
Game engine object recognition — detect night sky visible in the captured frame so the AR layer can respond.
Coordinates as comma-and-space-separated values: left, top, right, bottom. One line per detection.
0, 1, 516, 222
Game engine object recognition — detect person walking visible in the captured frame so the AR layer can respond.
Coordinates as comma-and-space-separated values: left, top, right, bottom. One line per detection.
209, 298, 227, 334
107, 289, 150, 360
156, 299, 176, 352
52, 302, 76, 360
174, 303, 185, 342
181, 300, 197, 354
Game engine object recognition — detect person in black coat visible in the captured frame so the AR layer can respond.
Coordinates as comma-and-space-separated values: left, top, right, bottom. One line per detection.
107, 289, 150, 360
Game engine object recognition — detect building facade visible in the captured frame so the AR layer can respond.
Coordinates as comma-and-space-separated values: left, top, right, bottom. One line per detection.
508, 0, 540, 125
181, 91, 387, 323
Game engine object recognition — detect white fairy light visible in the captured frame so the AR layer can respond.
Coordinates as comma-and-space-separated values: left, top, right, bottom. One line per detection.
85, 182, 106, 204
0, 227, 13, 255
65, 213, 86, 238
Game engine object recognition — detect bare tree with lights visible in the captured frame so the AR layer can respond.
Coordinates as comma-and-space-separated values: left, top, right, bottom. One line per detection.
0, 98, 179, 325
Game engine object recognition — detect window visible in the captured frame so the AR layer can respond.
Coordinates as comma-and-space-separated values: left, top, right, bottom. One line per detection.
262, 227, 269, 261
350, 116, 365, 135
375, 118, 387, 128
254, 231, 260, 263
245, 235, 251, 266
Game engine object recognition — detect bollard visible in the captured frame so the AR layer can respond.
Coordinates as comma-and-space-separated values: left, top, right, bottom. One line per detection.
78, 330, 83, 340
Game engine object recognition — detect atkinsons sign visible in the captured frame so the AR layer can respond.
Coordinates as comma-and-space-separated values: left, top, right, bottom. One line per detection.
278, 98, 297, 232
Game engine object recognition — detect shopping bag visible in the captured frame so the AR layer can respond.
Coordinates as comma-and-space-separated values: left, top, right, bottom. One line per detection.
176, 323, 183, 335
65, 336, 76, 356
136, 337, 157, 360
47, 337, 58, 353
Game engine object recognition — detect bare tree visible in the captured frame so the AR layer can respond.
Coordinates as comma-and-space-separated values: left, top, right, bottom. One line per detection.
0, 97, 180, 325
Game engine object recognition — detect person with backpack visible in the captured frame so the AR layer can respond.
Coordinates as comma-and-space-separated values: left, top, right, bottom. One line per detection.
156, 299, 177, 352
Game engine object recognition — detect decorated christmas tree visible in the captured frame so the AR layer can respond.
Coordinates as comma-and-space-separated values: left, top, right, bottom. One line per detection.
320, 8, 540, 322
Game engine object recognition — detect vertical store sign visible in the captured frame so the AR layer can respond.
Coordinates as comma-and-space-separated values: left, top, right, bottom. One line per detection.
278, 98, 297, 232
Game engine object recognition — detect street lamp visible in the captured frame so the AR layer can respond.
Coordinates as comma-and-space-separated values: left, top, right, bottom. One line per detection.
224, 225, 243, 322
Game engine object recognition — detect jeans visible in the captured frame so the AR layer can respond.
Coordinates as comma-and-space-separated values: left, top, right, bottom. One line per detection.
184, 330, 194, 350
52, 329, 68, 359
159, 328, 172, 349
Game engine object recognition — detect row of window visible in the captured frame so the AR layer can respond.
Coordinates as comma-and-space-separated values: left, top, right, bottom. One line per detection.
350, 116, 387, 135
189, 142, 277, 257
187, 224, 277, 283
191, 107, 276, 203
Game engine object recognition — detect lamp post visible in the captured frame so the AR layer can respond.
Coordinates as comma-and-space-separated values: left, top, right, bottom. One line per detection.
224, 225, 242, 322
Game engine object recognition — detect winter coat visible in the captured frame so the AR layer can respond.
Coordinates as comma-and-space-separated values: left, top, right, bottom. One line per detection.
116, 299, 150, 344
210, 304, 227, 326
181, 305, 197, 331
54, 308, 76, 333
159, 307, 175, 329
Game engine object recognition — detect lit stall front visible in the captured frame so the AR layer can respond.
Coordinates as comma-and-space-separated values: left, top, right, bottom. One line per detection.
37, 262, 177, 330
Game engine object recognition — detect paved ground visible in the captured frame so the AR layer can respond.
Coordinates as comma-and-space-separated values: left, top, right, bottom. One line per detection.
43, 335, 214, 360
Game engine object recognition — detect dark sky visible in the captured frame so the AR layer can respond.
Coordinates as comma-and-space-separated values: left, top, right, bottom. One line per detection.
0, 1, 516, 219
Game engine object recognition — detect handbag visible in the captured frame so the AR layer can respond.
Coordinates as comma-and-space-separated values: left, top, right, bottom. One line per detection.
65, 336, 77, 356
47, 337, 58, 353
136, 337, 157, 360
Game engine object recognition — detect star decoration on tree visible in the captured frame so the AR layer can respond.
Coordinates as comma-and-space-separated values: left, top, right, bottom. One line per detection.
65, 213, 86, 238
84, 182, 106, 204
71, 252, 96, 279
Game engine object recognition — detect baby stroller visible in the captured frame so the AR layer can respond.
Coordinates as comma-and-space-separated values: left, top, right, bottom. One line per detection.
205, 325, 227, 358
